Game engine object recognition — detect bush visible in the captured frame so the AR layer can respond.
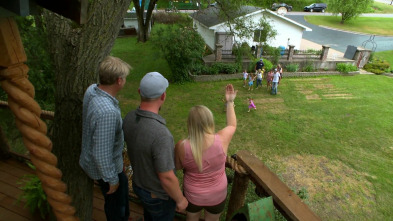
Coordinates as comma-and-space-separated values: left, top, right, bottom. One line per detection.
336, 63, 358, 73
248, 58, 273, 73
364, 59, 390, 75
286, 63, 299, 72
208, 63, 238, 75
150, 24, 205, 82
302, 61, 315, 72
190, 62, 209, 75
153, 12, 191, 25
262, 44, 281, 65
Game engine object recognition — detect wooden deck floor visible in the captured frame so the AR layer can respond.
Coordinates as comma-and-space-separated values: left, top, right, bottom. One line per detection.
0, 157, 147, 221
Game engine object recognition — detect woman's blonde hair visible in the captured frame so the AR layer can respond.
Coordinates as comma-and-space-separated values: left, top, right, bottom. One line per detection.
187, 105, 215, 172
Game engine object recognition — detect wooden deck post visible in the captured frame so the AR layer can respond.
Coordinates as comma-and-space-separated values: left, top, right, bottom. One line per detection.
225, 171, 250, 221
0, 126, 11, 159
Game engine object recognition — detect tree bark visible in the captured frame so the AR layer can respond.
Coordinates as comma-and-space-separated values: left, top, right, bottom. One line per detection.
42, 0, 131, 220
133, 0, 158, 42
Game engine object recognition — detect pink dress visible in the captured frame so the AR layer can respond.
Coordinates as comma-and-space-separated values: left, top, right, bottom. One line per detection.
248, 100, 256, 109
182, 135, 227, 206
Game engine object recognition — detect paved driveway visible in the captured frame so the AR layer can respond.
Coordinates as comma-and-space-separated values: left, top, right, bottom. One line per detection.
286, 13, 393, 53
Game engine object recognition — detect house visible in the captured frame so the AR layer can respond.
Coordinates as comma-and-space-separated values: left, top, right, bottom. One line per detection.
190, 6, 311, 56
122, 11, 153, 34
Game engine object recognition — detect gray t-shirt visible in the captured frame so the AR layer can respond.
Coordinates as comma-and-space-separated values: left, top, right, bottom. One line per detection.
123, 108, 175, 200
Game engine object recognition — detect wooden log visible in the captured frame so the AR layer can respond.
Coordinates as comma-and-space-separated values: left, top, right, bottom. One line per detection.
225, 171, 250, 221
236, 150, 321, 221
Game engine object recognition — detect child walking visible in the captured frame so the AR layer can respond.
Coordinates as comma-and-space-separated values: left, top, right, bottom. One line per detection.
242, 70, 248, 88
248, 73, 255, 91
256, 69, 263, 89
247, 97, 256, 112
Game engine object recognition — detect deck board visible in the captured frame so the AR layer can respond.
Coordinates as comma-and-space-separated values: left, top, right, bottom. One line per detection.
0, 157, 146, 221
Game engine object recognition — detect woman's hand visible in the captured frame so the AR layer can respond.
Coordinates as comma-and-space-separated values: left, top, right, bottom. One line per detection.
225, 84, 237, 103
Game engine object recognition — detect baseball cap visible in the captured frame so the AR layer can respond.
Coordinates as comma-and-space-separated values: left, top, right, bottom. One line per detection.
139, 72, 169, 99
260, 58, 263, 61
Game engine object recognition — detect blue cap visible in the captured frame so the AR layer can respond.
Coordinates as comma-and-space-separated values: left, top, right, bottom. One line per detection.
139, 72, 169, 99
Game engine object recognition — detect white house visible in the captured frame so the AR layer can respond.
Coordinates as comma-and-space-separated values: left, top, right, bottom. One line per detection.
190, 6, 311, 54
123, 11, 153, 33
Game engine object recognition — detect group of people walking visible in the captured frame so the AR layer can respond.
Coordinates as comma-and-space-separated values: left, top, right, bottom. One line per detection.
242, 58, 283, 95
80, 56, 238, 221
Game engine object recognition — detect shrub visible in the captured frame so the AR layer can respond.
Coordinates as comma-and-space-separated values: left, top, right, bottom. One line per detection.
302, 61, 315, 72
150, 24, 205, 82
364, 59, 390, 75
208, 63, 238, 75
153, 12, 191, 25
336, 63, 358, 73
190, 62, 209, 75
249, 58, 273, 73
262, 44, 281, 65
286, 63, 299, 72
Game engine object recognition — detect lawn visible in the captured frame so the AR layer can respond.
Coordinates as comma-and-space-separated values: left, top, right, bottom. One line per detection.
304, 16, 393, 36
112, 37, 393, 220
370, 1, 393, 13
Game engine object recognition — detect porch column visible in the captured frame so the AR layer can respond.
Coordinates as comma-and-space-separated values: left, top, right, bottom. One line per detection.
320, 45, 330, 61
287, 45, 295, 61
215, 44, 223, 61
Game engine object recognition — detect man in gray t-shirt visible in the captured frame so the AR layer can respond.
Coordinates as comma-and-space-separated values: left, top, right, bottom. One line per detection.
123, 72, 188, 220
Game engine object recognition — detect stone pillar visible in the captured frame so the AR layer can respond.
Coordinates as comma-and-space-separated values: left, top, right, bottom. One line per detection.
287, 45, 295, 61
353, 49, 372, 68
320, 45, 330, 61
215, 44, 223, 61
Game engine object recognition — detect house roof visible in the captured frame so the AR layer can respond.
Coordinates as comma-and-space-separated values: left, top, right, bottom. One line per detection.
190, 6, 311, 31
190, 5, 261, 28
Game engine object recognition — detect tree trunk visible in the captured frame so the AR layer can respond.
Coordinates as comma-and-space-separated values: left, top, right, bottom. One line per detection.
133, 0, 157, 42
42, 0, 131, 220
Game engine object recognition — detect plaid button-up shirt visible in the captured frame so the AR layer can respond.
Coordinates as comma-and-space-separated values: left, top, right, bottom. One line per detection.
80, 84, 124, 185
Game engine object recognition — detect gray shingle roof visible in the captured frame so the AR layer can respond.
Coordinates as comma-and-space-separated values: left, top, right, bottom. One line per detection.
190, 5, 262, 28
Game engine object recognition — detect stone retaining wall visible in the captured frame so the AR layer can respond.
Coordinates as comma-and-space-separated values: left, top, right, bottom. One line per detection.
190, 71, 360, 82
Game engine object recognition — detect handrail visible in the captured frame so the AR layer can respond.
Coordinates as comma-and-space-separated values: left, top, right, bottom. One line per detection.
225, 150, 321, 221
0, 100, 54, 120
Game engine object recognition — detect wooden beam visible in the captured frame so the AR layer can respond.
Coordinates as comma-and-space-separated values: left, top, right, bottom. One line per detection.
236, 150, 321, 221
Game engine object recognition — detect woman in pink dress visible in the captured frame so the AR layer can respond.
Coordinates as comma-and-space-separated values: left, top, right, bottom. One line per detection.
175, 84, 237, 221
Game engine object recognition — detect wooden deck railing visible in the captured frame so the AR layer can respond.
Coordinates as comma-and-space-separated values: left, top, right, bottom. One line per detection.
1, 102, 320, 220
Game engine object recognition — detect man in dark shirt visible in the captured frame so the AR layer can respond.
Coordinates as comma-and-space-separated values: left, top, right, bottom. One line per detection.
255, 58, 264, 75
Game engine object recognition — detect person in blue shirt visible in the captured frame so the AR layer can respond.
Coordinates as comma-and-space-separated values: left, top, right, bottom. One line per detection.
80, 56, 131, 221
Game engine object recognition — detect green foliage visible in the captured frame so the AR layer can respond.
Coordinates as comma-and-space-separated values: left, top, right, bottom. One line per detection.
253, 15, 277, 45
336, 63, 358, 73
286, 63, 299, 72
262, 44, 281, 65
153, 12, 192, 25
263, 59, 273, 72
208, 63, 238, 75
150, 24, 205, 83
327, 0, 374, 23
364, 59, 390, 75
233, 42, 253, 71
13, 16, 55, 110
17, 163, 50, 218
302, 61, 315, 72
190, 63, 209, 75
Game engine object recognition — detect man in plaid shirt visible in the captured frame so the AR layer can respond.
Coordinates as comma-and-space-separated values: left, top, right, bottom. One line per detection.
80, 56, 131, 221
